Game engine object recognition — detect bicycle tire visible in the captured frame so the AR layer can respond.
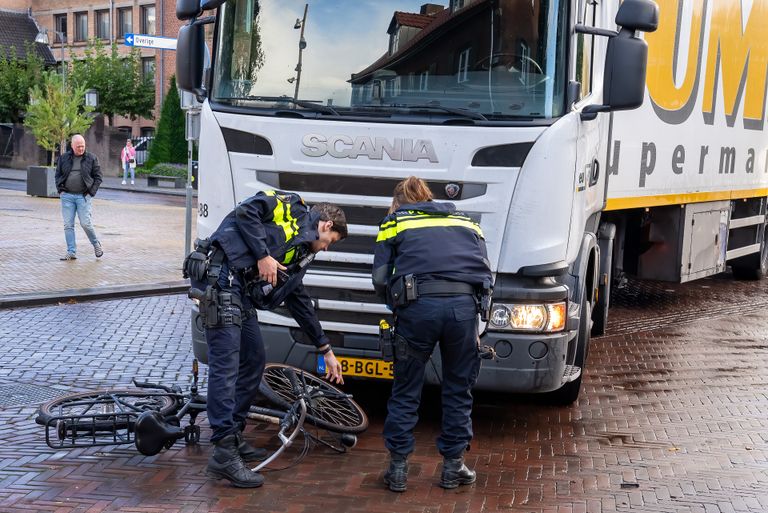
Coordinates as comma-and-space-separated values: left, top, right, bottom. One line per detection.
36, 389, 179, 431
258, 363, 368, 434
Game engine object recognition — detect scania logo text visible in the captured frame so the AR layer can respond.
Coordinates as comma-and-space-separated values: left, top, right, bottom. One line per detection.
301, 134, 439, 163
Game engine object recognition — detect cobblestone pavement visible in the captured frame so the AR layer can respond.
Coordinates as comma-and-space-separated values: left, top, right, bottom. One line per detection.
0, 187, 193, 299
0, 274, 767, 512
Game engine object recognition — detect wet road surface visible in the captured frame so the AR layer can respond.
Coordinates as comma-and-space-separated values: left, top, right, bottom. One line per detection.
0, 274, 766, 512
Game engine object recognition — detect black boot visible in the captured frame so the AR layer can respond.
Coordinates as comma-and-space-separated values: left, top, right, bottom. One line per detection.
206, 434, 265, 488
439, 456, 476, 489
383, 453, 408, 492
236, 432, 267, 462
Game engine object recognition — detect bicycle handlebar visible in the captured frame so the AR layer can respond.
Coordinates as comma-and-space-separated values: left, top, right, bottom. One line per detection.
131, 378, 177, 394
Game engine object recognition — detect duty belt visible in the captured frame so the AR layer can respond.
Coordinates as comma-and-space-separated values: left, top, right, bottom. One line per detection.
417, 280, 476, 297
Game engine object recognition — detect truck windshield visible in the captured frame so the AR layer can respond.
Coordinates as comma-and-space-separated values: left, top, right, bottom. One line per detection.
212, 0, 569, 121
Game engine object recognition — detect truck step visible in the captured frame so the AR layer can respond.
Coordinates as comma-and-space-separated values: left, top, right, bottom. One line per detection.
562, 365, 582, 384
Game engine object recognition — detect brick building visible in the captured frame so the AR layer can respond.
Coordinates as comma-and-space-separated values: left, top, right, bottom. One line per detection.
6, 0, 186, 137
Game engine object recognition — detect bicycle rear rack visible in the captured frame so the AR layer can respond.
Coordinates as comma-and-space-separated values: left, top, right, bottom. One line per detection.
43, 413, 138, 449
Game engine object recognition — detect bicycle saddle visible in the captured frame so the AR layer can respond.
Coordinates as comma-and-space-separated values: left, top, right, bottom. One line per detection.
134, 411, 183, 456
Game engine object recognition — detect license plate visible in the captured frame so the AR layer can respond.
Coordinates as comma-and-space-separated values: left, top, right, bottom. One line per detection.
317, 356, 393, 379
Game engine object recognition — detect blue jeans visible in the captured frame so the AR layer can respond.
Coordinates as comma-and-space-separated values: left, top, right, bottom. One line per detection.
383, 295, 481, 458
203, 261, 266, 443
123, 161, 134, 182
60, 192, 100, 254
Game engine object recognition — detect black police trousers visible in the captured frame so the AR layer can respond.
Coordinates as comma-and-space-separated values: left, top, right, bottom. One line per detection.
383, 295, 481, 458
194, 260, 266, 443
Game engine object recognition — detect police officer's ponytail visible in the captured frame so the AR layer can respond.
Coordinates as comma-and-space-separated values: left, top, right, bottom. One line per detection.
389, 176, 433, 214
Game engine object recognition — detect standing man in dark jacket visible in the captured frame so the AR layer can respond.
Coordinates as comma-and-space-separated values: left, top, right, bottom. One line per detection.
373, 177, 492, 492
186, 189, 347, 488
54, 134, 103, 260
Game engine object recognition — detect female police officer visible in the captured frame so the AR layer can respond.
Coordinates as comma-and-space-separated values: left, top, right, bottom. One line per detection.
372, 176, 492, 492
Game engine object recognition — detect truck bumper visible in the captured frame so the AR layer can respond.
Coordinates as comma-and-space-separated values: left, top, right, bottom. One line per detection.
190, 306, 577, 394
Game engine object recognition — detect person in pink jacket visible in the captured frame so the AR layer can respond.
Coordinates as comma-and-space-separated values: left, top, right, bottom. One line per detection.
121, 139, 137, 185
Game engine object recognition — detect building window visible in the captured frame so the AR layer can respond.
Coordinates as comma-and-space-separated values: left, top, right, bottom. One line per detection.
54, 14, 67, 43
118, 8, 132, 38
457, 48, 471, 83
140, 127, 154, 138
74, 12, 87, 42
141, 5, 156, 35
451, 0, 466, 11
419, 70, 429, 91
389, 27, 399, 56
141, 57, 155, 80
95, 10, 110, 40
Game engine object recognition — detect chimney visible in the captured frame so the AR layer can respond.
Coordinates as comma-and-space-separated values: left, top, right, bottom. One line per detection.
420, 3, 444, 16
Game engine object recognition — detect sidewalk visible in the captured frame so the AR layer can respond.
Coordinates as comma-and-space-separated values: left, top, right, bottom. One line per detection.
0, 171, 195, 308
0, 166, 197, 197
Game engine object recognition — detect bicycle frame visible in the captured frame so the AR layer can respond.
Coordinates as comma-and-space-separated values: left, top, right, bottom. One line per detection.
36, 361, 366, 468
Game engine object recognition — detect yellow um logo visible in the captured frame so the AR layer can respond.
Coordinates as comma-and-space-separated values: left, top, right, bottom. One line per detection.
645, 0, 768, 130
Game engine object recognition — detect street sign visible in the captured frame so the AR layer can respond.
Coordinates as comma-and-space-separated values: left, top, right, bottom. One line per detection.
123, 33, 177, 50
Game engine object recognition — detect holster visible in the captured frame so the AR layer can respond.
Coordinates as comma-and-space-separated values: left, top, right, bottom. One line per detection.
378, 320, 394, 362
388, 274, 418, 308
478, 281, 493, 322
182, 238, 223, 287
189, 285, 242, 329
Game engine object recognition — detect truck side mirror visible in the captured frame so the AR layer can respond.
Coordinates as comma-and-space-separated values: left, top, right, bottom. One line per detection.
615, 0, 659, 32
581, 0, 658, 120
176, 23, 206, 97
176, 0, 201, 21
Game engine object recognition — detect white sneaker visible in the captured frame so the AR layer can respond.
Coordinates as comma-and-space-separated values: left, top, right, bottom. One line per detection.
131, 180, 135, 185
122, 180, 127, 185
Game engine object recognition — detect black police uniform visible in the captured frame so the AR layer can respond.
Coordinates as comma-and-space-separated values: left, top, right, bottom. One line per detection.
196, 190, 330, 444
372, 201, 492, 459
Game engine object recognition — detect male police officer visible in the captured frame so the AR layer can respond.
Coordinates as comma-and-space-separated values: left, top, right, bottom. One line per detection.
186, 190, 347, 488
373, 176, 492, 492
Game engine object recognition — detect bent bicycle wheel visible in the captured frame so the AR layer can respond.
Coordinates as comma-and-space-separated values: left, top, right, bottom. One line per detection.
36, 389, 179, 432
258, 363, 368, 434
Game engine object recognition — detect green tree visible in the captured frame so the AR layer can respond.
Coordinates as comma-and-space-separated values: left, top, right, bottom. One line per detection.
24, 71, 94, 166
70, 40, 155, 125
0, 44, 45, 123
146, 76, 186, 168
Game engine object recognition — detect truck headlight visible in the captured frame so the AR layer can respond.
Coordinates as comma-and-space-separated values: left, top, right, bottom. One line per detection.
489, 302, 566, 332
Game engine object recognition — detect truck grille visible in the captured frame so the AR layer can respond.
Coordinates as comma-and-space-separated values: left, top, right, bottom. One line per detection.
258, 171, 486, 201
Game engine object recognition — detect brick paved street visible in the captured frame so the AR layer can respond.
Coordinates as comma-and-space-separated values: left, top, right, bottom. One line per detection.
0, 186, 193, 300
0, 274, 766, 512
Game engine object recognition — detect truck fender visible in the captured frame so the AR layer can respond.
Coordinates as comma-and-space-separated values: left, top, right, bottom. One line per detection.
565, 232, 599, 308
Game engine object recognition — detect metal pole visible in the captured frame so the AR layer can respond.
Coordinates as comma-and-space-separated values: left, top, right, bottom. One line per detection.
184, 135, 193, 260
293, 3, 308, 101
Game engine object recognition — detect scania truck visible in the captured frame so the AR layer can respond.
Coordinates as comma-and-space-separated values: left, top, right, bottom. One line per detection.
174, 0, 768, 403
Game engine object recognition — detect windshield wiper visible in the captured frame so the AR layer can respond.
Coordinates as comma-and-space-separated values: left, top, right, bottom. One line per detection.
397, 104, 487, 121
242, 95, 339, 116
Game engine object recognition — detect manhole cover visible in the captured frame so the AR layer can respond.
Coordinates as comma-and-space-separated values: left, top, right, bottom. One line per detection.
0, 384, 64, 408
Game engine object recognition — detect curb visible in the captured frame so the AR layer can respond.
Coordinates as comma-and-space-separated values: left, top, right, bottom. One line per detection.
0, 281, 190, 309
0, 173, 196, 198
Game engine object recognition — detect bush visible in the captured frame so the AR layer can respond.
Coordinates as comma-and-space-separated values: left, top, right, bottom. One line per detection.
137, 162, 187, 177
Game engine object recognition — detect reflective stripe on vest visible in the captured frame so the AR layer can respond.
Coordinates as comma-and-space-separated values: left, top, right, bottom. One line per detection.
266, 190, 300, 263
376, 213, 483, 242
